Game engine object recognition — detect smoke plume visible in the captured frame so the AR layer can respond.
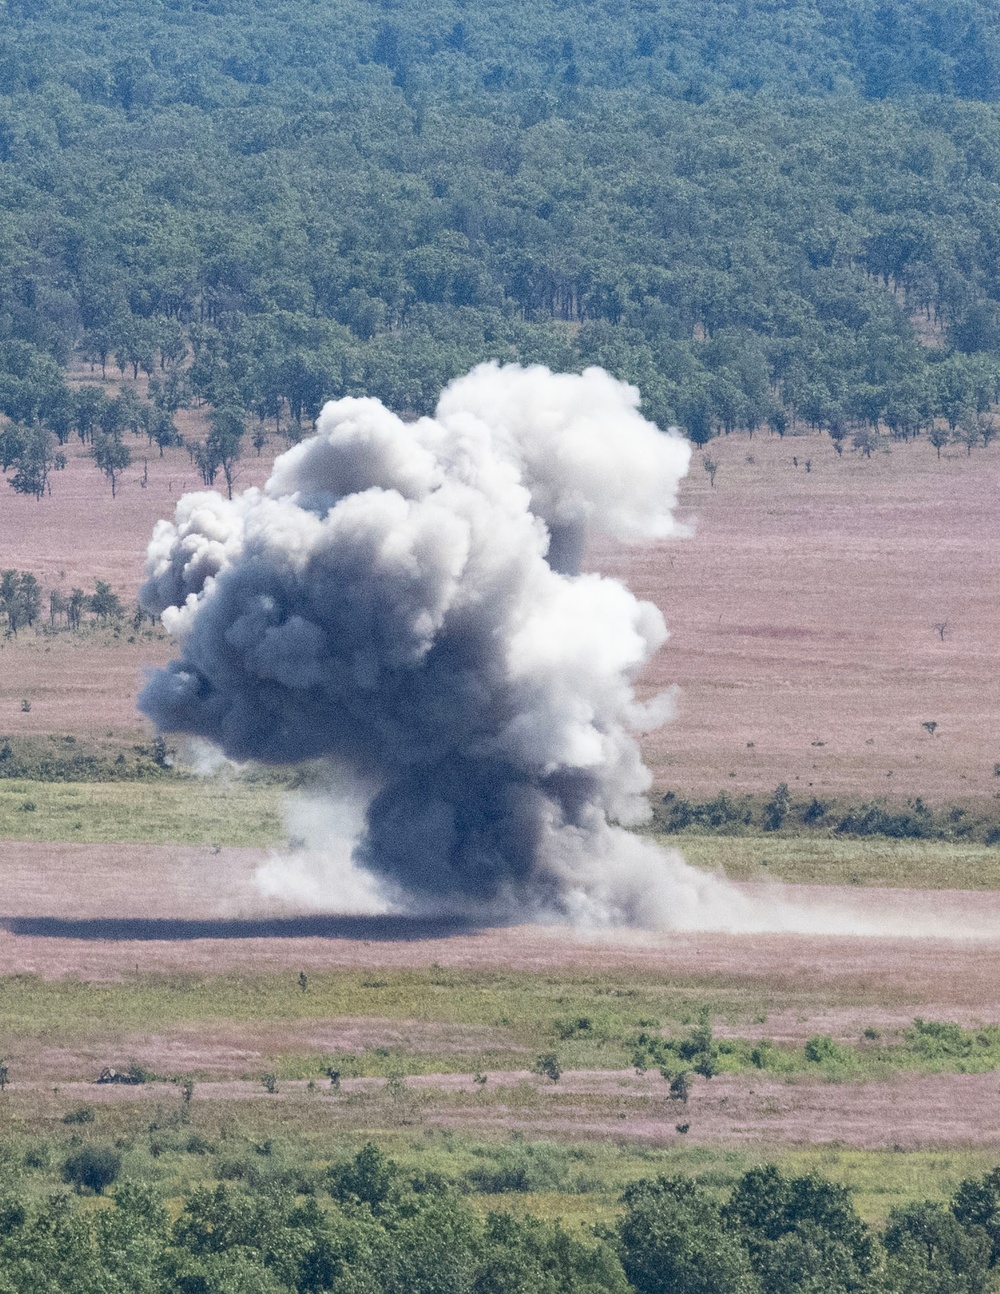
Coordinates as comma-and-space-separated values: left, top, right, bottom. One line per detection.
140, 363, 699, 924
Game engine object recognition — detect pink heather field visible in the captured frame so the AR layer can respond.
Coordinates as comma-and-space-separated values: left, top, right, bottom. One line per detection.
3, 387, 1000, 1175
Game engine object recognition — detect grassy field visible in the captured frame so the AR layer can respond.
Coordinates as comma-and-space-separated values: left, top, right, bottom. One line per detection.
0, 778, 284, 846
672, 833, 1000, 889
3, 779, 999, 890
1, 965, 996, 1083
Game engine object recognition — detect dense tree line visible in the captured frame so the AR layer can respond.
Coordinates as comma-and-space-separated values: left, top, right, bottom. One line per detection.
2, 1, 1000, 466
2, 1147, 1000, 1292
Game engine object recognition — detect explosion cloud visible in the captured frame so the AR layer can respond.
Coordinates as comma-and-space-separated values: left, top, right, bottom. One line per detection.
140, 363, 697, 924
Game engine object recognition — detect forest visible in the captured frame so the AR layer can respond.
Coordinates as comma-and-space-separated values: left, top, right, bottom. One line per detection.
3, 0, 1000, 486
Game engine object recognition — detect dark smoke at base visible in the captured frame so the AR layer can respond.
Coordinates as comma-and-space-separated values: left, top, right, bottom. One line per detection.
139, 364, 694, 924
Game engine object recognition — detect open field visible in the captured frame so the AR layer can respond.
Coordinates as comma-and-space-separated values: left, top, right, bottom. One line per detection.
3, 416, 1000, 801
0, 779, 283, 846
4, 414, 1000, 1225
597, 429, 1000, 801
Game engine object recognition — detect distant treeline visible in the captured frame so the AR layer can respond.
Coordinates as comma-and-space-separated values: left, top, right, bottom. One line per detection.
0, 569, 140, 634
4, 3, 1000, 461
655, 785, 1000, 844
2, 1142, 1000, 1293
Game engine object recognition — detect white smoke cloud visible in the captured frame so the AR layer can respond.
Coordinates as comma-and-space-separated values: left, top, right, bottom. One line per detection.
137, 361, 1000, 938
139, 362, 702, 923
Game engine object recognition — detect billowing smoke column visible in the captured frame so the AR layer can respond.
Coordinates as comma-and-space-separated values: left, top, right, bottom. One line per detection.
139, 363, 693, 923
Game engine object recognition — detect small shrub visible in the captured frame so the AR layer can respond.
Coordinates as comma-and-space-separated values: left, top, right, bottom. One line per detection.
23, 1144, 51, 1170
261, 1073, 277, 1094
63, 1145, 121, 1194
62, 1105, 95, 1125
533, 1052, 562, 1082
666, 1070, 690, 1103
804, 1034, 851, 1065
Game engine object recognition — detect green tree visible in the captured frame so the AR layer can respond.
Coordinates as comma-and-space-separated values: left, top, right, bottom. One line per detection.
0, 571, 41, 634
883, 1202, 991, 1294
207, 405, 246, 499
723, 1166, 875, 1294
619, 1176, 759, 1294
62, 1145, 122, 1195
92, 430, 131, 497
6, 426, 55, 499
90, 581, 124, 623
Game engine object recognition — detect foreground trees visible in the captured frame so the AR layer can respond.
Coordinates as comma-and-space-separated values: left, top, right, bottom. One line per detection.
0, 1149, 998, 1293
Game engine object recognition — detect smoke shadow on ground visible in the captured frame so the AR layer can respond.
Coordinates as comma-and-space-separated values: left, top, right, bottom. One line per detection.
0, 915, 481, 942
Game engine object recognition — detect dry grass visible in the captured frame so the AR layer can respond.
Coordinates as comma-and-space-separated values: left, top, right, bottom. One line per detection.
4, 424, 999, 806
596, 430, 1000, 801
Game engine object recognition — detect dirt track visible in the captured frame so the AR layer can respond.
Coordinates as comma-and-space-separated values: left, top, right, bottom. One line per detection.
3, 841, 1000, 1004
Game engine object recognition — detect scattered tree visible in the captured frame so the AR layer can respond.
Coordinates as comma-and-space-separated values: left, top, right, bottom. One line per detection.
63, 1146, 122, 1194
92, 431, 131, 497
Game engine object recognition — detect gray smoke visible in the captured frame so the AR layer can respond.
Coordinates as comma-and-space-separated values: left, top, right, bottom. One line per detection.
139, 363, 694, 923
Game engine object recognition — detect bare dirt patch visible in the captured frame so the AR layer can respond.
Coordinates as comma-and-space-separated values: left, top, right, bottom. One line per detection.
595, 431, 1000, 801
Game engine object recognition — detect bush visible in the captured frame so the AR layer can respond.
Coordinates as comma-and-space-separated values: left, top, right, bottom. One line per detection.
533, 1052, 562, 1082
466, 1142, 575, 1194
63, 1145, 122, 1194
62, 1105, 95, 1125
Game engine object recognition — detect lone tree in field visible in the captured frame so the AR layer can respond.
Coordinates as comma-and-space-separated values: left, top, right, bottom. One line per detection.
703, 455, 719, 487
929, 425, 949, 458
90, 581, 124, 624
922, 721, 938, 737
92, 430, 131, 496
1, 424, 62, 500
852, 427, 879, 458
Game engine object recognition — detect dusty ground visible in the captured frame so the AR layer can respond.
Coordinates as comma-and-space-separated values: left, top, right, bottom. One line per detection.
597, 431, 1000, 800
3, 842, 1000, 1005
2, 417, 999, 797
3, 843, 1000, 1147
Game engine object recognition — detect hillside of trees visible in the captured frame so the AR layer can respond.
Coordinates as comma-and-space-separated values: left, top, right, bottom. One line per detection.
2, 0, 1000, 484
